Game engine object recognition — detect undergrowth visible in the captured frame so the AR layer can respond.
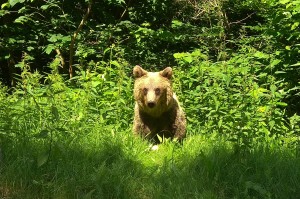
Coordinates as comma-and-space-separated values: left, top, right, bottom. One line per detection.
0, 49, 300, 198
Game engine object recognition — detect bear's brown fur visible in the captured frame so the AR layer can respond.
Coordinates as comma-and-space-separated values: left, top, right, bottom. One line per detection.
133, 65, 186, 143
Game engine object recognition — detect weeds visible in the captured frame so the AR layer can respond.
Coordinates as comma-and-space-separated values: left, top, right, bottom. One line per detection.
1, 49, 300, 198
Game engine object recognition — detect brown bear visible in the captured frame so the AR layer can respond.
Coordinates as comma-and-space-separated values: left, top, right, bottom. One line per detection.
133, 65, 186, 143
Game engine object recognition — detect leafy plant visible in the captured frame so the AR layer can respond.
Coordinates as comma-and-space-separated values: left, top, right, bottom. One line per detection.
174, 49, 296, 147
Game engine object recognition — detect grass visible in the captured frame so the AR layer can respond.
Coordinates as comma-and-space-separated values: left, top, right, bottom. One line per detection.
0, 64, 299, 198
1, 127, 300, 199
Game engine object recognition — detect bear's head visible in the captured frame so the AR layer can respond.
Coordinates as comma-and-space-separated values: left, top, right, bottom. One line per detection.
133, 65, 174, 117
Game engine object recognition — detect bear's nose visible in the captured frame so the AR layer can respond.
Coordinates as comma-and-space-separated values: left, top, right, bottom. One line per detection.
147, 102, 156, 108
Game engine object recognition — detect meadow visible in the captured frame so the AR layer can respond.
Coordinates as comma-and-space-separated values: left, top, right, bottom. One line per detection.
1, 56, 300, 198
2, 132, 300, 199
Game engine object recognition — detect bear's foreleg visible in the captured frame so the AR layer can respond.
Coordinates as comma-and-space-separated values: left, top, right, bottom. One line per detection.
173, 109, 186, 142
133, 104, 152, 138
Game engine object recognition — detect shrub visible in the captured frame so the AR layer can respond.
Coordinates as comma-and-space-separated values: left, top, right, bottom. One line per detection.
174, 49, 297, 147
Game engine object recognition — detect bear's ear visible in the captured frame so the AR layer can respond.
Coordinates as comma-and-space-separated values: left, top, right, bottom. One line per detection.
133, 65, 148, 78
159, 67, 172, 79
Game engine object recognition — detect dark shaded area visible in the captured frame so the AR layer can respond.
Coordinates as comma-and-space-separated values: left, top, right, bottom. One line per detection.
1, 136, 300, 198
0, 136, 146, 198
0, 1, 278, 84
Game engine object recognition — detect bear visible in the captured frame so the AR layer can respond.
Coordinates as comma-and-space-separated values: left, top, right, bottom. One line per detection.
132, 65, 186, 143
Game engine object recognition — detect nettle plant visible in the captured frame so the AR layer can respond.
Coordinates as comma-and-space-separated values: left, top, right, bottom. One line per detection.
174, 50, 291, 147
0, 52, 133, 166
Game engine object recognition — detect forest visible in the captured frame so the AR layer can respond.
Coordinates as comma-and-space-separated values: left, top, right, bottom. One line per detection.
0, 0, 300, 198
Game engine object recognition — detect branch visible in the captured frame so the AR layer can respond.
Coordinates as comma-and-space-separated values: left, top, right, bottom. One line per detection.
119, 0, 131, 21
229, 12, 256, 25
69, 0, 93, 79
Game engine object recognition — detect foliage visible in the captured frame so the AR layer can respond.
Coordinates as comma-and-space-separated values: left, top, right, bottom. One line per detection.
174, 49, 299, 147
265, 0, 300, 113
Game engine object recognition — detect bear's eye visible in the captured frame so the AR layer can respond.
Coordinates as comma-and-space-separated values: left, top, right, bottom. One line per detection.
143, 88, 148, 95
155, 88, 161, 95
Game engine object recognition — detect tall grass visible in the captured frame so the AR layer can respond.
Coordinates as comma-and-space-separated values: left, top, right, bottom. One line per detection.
0, 52, 300, 198
1, 132, 300, 198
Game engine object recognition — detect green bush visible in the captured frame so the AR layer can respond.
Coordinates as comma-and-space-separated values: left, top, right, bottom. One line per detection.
1, 48, 299, 151
173, 49, 298, 147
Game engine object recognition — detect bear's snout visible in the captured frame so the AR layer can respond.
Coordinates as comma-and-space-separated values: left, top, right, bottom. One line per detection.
147, 101, 156, 108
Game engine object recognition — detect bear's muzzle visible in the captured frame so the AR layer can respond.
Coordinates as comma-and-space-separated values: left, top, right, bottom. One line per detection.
147, 101, 156, 108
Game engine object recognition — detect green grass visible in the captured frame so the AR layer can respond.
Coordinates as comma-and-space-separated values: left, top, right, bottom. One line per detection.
1, 129, 300, 199
0, 58, 299, 198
